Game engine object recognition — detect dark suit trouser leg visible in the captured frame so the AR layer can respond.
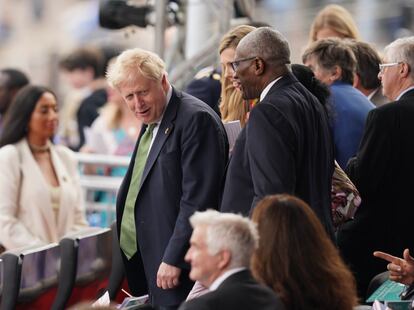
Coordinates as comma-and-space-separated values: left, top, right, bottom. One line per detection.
121, 249, 148, 297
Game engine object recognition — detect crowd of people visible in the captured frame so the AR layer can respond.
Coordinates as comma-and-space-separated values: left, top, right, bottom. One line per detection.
0, 3, 414, 309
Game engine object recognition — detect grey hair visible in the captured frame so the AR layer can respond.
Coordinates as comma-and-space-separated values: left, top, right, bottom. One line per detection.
189, 210, 259, 269
384, 36, 414, 80
237, 27, 291, 67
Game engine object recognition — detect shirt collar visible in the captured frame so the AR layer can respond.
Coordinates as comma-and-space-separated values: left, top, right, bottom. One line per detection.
367, 87, 380, 100
151, 84, 172, 128
208, 267, 246, 291
396, 85, 414, 101
260, 76, 283, 102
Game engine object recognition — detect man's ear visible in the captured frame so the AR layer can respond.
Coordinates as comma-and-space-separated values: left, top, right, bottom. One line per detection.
330, 65, 342, 82
254, 58, 265, 76
401, 62, 410, 78
217, 250, 232, 270
352, 73, 360, 88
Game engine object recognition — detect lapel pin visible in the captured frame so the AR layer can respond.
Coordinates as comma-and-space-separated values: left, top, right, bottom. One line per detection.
165, 127, 170, 135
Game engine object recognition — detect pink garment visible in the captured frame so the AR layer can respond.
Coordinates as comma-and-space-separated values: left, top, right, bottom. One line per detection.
186, 281, 209, 300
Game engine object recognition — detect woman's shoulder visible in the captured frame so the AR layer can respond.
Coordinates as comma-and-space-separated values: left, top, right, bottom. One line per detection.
53, 144, 77, 162
0, 141, 23, 161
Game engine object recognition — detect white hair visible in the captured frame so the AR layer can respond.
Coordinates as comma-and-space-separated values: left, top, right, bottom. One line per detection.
384, 36, 414, 80
189, 210, 259, 268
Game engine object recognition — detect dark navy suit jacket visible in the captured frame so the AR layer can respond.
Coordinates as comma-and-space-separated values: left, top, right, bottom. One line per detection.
178, 270, 285, 310
116, 87, 228, 306
221, 72, 335, 239
338, 89, 414, 297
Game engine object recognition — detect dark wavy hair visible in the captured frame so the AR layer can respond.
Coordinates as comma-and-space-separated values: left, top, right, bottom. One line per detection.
251, 194, 358, 310
0, 85, 56, 147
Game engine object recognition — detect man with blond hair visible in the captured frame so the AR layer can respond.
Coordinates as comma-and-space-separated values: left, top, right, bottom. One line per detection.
179, 210, 284, 310
106, 48, 228, 309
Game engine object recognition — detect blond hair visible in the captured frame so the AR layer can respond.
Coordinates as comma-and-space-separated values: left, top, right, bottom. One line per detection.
219, 25, 256, 127
309, 4, 360, 44
106, 48, 165, 89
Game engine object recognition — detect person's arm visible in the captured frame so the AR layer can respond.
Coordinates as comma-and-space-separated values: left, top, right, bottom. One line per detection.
246, 103, 296, 209
0, 146, 44, 249
374, 249, 414, 285
157, 110, 227, 289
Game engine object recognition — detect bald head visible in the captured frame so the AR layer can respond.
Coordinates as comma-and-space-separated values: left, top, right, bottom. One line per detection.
237, 27, 291, 67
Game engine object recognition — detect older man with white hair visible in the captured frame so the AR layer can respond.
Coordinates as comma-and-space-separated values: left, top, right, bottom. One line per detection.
337, 36, 414, 298
179, 210, 284, 310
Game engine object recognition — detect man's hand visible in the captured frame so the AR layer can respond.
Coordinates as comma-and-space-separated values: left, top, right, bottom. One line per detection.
374, 249, 414, 285
156, 262, 181, 289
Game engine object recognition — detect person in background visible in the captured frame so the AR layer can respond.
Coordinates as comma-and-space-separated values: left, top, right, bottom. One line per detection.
252, 194, 358, 310
291, 64, 361, 230
219, 24, 256, 127
179, 210, 285, 310
106, 48, 228, 309
0, 68, 29, 132
220, 27, 334, 240
347, 40, 389, 107
302, 38, 375, 169
337, 36, 414, 298
59, 46, 108, 150
308, 4, 360, 43
0, 85, 88, 251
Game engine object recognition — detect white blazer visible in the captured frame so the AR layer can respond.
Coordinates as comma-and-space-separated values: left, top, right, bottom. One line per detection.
0, 138, 88, 250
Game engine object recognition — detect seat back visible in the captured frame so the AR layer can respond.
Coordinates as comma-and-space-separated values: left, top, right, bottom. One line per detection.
0, 243, 60, 310
366, 271, 390, 300
51, 227, 112, 310
107, 221, 125, 300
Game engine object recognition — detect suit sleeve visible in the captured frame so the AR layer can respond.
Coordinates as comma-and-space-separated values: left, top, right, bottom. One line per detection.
246, 103, 296, 209
163, 111, 227, 266
0, 146, 44, 249
346, 108, 393, 196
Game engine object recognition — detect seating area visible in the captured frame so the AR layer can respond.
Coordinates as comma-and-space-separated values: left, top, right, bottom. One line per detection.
0, 226, 127, 310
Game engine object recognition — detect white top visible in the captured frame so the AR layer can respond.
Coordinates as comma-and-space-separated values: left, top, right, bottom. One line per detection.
259, 77, 283, 102
209, 267, 247, 291
149, 85, 173, 150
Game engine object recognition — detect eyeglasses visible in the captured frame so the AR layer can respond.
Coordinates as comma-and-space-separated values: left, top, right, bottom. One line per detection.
379, 62, 403, 73
230, 56, 257, 72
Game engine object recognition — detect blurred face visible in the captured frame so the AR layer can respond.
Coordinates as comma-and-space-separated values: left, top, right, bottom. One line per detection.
232, 49, 260, 100
220, 47, 240, 90
107, 86, 124, 106
28, 92, 59, 142
316, 27, 343, 41
185, 225, 223, 288
119, 73, 169, 124
304, 55, 335, 85
378, 57, 403, 101
61, 68, 94, 89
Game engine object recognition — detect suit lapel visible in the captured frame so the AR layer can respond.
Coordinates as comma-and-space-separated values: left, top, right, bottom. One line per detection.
19, 140, 58, 239
138, 87, 179, 190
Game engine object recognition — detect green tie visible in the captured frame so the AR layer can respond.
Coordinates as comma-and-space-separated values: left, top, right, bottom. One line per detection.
120, 124, 156, 259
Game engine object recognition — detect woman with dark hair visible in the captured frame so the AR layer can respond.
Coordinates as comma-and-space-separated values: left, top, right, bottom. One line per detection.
0, 85, 88, 250
251, 194, 358, 310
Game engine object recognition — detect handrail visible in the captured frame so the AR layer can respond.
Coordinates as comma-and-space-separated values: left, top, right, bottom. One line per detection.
74, 153, 130, 168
